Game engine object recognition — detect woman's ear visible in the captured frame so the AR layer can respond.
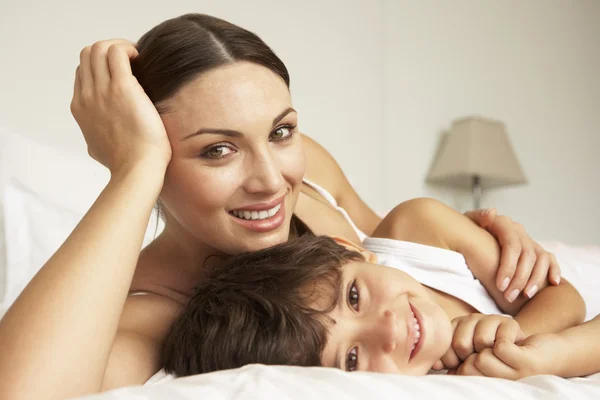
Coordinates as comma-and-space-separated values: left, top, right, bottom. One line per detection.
330, 236, 378, 263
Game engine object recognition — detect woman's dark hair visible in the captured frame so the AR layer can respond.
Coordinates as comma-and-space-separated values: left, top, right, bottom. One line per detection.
162, 235, 364, 376
131, 13, 290, 111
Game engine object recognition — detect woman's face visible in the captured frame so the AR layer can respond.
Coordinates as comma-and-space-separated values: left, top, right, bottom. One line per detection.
319, 258, 453, 375
159, 62, 305, 255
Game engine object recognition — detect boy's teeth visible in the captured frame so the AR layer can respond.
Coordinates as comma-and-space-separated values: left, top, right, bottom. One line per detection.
232, 204, 281, 220
412, 315, 421, 345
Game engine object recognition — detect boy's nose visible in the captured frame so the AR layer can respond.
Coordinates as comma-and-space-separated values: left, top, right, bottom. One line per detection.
372, 309, 400, 354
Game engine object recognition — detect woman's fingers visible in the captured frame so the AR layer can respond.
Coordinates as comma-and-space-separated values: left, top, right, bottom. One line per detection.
90, 41, 111, 87
548, 253, 561, 285
107, 42, 139, 82
78, 46, 93, 95
503, 221, 539, 301
94, 39, 137, 84
523, 252, 549, 298
73, 66, 81, 97
488, 216, 523, 293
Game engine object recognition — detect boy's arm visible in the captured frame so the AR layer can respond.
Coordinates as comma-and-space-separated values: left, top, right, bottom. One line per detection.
551, 314, 600, 377
377, 198, 585, 336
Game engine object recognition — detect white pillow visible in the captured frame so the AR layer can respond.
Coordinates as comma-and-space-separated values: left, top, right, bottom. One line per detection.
2, 181, 82, 307
0, 128, 163, 312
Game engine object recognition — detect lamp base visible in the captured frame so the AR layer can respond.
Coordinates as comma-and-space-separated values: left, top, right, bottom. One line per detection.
472, 175, 482, 210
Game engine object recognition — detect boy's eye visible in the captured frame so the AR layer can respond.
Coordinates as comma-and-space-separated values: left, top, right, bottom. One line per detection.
346, 347, 358, 372
348, 280, 359, 311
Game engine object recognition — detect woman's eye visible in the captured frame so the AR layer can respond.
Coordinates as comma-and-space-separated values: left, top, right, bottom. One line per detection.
270, 125, 296, 141
348, 280, 359, 311
202, 145, 234, 159
346, 347, 358, 372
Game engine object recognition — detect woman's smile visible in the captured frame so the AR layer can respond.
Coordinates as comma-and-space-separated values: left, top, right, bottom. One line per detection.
229, 193, 287, 233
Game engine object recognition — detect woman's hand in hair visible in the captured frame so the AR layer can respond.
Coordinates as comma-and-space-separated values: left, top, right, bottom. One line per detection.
71, 39, 172, 177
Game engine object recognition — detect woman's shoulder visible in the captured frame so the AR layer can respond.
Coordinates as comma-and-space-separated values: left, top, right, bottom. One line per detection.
120, 292, 183, 339
101, 293, 183, 390
301, 134, 345, 196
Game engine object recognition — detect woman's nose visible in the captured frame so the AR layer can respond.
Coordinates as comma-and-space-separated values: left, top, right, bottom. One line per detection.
244, 151, 284, 195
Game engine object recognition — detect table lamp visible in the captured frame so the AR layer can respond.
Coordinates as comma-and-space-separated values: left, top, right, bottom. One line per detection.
426, 116, 528, 209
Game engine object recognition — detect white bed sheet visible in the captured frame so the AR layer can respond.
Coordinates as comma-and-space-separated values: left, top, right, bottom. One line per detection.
76, 364, 600, 400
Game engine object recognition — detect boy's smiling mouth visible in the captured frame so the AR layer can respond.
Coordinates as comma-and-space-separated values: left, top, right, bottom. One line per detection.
408, 302, 424, 360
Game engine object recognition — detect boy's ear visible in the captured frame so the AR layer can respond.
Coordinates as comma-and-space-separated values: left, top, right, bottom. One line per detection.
330, 235, 378, 263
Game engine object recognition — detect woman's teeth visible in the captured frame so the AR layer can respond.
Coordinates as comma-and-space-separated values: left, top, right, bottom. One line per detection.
231, 204, 281, 220
411, 312, 421, 351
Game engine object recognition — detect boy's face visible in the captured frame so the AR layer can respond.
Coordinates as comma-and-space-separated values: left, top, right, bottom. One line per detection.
318, 259, 452, 375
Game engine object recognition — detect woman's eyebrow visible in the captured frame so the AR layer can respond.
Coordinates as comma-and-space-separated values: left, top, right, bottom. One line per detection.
181, 107, 296, 141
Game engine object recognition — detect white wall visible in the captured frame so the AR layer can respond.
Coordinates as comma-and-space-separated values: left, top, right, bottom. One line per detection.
1, 1, 598, 245
381, 0, 600, 245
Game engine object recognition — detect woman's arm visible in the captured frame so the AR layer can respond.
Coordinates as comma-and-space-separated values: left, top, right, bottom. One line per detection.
373, 198, 585, 335
463, 209, 561, 300
0, 165, 165, 400
0, 40, 172, 400
302, 135, 560, 300
301, 134, 382, 236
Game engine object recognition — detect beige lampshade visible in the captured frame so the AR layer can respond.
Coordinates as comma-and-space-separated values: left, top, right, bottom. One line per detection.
427, 116, 527, 189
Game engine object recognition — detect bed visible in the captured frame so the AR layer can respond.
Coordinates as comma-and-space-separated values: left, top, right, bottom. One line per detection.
1, 128, 600, 399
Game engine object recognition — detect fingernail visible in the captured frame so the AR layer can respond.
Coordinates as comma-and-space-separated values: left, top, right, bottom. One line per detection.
525, 285, 538, 298
484, 208, 492, 215
507, 289, 520, 303
499, 277, 510, 291
555, 274, 561, 285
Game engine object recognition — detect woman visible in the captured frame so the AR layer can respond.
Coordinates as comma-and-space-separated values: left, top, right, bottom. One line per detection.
0, 13, 559, 400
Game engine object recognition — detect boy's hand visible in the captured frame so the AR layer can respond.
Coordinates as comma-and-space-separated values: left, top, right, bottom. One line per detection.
464, 208, 561, 302
438, 314, 525, 370
450, 333, 564, 379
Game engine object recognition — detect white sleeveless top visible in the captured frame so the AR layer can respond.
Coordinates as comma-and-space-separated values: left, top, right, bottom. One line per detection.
362, 237, 505, 315
302, 178, 367, 242
363, 237, 600, 322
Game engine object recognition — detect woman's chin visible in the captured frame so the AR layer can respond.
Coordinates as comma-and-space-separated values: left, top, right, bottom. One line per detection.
234, 228, 290, 253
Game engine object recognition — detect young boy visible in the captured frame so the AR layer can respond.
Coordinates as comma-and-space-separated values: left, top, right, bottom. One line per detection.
162, 198, 590, 377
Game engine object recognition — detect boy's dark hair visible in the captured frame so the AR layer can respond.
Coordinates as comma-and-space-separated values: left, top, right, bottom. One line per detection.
162, 235, 364, 376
